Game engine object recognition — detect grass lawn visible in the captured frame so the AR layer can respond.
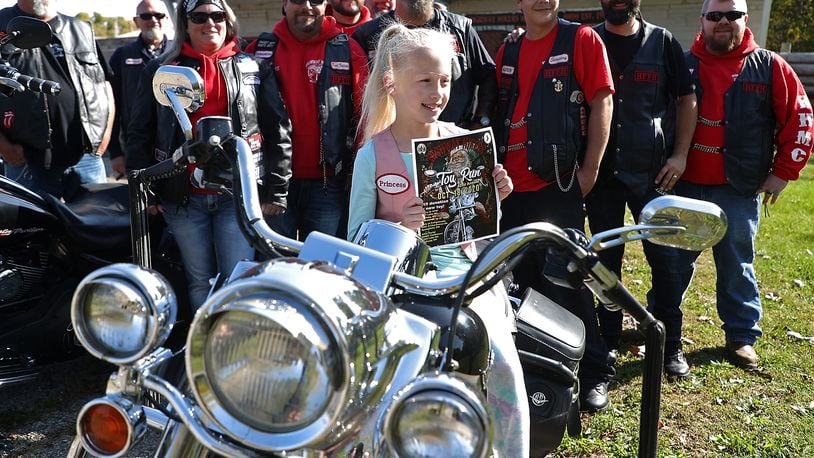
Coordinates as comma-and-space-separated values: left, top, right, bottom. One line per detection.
554, 164, 814, 457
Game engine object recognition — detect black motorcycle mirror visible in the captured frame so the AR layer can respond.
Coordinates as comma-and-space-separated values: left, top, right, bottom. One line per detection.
1, 16, 52, 50
587, 195, 728, 253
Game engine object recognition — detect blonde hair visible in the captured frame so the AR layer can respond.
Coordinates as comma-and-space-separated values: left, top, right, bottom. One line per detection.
360, 23, 456, 141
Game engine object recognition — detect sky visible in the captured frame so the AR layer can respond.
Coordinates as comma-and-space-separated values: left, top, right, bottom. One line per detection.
0, 0, 143, 18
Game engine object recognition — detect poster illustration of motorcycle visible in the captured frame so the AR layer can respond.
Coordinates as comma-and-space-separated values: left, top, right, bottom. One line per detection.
411, 127, 499, 247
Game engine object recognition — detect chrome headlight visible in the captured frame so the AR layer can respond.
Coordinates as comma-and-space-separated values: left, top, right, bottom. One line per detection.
187, 280, 348, 452
71, 264, 177, 365
384, 373, 492, 458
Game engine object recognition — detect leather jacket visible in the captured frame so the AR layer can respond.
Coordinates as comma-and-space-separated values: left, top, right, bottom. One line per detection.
127, 52, 291, 206
0, 8, 109, 168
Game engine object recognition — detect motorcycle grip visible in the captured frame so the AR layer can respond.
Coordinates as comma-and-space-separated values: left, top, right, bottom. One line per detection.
14, 73, 60, 96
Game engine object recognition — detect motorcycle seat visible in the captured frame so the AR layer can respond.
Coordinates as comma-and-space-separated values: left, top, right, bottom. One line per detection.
44, 183, 132, 254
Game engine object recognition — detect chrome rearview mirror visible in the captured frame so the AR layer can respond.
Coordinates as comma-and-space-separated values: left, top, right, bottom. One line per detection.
589, 195, 727, 252
152, 66, 205, 141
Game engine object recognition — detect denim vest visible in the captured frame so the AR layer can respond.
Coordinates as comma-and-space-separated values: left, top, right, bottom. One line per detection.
595, 21, 673, 197
494, 19, 587, 182
254, 32, 355, 176
686, 49, 775, 195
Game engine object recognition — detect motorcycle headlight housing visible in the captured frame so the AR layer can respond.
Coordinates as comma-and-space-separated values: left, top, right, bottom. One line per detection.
71, 264, 177, 365
187, 280, 348, 452
384, 373, 492, 458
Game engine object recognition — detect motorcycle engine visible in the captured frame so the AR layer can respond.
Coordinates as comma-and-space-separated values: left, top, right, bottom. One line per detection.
0, 248, 48, 304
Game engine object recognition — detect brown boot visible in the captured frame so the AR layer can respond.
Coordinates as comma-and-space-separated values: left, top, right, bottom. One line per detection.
725, 342, 758, 370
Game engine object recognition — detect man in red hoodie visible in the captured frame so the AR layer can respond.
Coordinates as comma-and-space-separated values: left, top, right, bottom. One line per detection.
250, 0, 368, 240
328, 0, 372, 35
676, 0, 812, 370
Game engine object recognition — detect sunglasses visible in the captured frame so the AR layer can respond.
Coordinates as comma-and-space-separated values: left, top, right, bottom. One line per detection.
289, 0, 327, 5
138, 12, 166, 20
187, 11, 227, 24
703, 10, 746, 22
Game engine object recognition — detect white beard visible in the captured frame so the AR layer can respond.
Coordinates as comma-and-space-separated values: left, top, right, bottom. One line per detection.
142, 27, 164, 43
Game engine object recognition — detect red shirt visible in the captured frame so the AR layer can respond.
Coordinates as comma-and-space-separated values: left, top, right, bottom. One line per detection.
685, 28, 813, 185
496, 24, 614, 192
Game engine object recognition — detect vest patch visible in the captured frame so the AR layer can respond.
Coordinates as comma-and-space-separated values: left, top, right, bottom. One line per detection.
125, 57, 143, 65
306, 59, 323, 84
634, 70, 659, 83
549, 53, 569, 65
501, 65, 515, 75
543, 66, 570, 78
376, 173, 411, 195
3, 111, 14, 129
330, 61, 350, 71
331, 74, 353, 85
255, 50, 273, 60
243, 75, 261, 85
237, 60, 260, 73
741, 82, 768, 95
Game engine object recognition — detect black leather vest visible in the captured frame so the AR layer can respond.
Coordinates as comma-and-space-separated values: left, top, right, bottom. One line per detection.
686, 49, 775, 195
254, 32, 355, 176
0, 9, 109, 154
595, 21, 672, 197
494, 19, 587, 182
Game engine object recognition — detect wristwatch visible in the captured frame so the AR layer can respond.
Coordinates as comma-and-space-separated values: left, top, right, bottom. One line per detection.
479, 115, 491, 127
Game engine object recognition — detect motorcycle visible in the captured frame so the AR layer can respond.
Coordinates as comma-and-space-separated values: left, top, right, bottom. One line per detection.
0, 17, 184, 386
67, 66, 727, 457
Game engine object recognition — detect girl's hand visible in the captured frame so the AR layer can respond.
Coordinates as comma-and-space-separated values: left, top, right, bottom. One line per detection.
493, 163, 513, 201
401, 196, 426, 232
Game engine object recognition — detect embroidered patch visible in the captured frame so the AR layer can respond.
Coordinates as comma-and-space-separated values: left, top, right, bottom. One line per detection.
376, 173, 411, 195
154, 148, 167, 162
543, 66, 569, 78
3, 111, 14, 129
246, 133, 263, 152
330, 61, 350, 71
331, 74, 353, 85
306, 59, 324, 84
254, 50, 273, 60
741, 82, 768, 95
569, 90, 585, 104
549, 53, 569, 65
634, 70, 659, 83
237, 60, 260, 73
243, 75, 261, 85
501, 65, 515, 75
125, 57, 144, 65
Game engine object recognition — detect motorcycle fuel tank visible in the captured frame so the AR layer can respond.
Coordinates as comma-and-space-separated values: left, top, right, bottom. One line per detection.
0, 179, 57, 242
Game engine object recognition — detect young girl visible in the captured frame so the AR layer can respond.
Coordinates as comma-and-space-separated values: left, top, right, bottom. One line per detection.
347, 24, 528, 458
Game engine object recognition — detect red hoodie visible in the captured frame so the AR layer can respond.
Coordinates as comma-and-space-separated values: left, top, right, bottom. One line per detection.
259, 16, 368, 180
685, 28, 813, 185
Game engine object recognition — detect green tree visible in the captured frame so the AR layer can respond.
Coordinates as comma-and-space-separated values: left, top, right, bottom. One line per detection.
766, 0, 814, 52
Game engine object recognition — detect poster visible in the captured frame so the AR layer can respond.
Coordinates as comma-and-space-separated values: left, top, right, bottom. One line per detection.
411, 127, 499, 248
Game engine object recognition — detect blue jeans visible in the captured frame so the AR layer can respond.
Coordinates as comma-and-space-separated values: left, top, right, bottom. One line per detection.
266, 177, 346, 241
163, 193, 256, 309
674, 181, 762, 345
6, 153, 106, 198
586, 178, 693, 351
